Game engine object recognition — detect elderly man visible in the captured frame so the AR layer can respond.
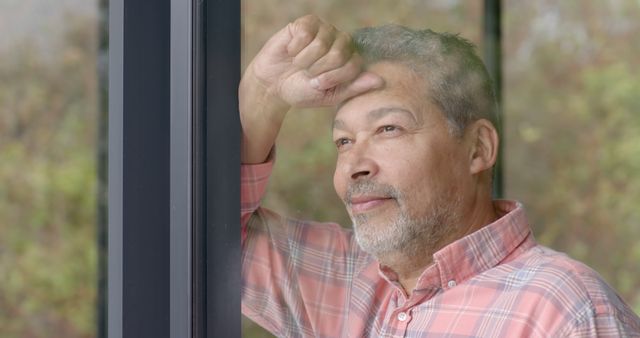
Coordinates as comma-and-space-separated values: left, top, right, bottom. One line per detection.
239, 15, 640, 337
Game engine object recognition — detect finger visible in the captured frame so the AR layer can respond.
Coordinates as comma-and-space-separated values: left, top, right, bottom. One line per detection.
310, 53, 362, 90
307, 32, 353, 77
330, 71, 385, 103
286, 15, 321, 57
292, 23, 336, 70
258, 25, 295, 60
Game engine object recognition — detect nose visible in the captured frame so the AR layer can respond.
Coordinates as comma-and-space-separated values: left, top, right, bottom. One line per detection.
344, 142, 379, 181
350, 162, 374, 180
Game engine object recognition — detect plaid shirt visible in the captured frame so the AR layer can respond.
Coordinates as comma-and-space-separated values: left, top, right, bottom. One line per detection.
241, 160, 640, 337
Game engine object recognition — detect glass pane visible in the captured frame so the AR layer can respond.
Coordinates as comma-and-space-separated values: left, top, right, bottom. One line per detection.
0, 0, 103, 337
504, 0, 640, 312
241, 1, 482, 336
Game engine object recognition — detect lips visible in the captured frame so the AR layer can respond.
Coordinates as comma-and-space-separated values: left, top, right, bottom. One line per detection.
349, 196, 393, 213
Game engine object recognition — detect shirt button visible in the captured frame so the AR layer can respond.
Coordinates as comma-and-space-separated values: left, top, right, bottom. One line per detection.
397, 312, 408, 322
447, 280, 457, 288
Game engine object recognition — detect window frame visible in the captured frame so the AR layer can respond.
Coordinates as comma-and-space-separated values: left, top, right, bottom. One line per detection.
108, 0, 241, 337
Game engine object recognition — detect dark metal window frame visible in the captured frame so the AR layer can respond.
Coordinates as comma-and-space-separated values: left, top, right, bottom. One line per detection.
108, 0, 172, 337
109, 0, 240, 337
484, 0, 503, 198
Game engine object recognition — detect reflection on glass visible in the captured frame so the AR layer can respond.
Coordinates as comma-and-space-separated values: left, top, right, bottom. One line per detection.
0, 0, 101, 337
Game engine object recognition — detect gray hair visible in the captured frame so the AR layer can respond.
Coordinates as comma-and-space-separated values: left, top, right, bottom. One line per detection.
353, 25, 498, 136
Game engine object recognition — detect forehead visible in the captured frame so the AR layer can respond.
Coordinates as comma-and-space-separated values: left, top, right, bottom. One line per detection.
334, 62, 432, 122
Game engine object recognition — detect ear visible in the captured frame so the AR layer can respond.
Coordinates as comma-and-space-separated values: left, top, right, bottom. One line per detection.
466, 119, 499, 175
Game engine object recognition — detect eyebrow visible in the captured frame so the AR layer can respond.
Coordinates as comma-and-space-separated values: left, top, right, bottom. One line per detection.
332, 107, 419, 131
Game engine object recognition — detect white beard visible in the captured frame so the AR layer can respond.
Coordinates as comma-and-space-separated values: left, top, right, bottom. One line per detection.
347, 181, 461, 258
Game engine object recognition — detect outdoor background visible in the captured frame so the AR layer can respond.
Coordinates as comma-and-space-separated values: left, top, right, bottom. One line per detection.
0, 1, 638, 337
242, 1, 640, 337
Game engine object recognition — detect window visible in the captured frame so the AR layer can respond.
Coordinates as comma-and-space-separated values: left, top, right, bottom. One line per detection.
108, 0, 241, 337
99, 1, 640, 337
0, 0, 103, 337
504, 0, 640, 312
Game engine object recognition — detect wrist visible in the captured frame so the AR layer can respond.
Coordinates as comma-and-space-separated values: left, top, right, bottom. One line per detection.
239, 63, 290, 122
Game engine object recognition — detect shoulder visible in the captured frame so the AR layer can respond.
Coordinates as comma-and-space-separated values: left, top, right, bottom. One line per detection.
513, 245, 619, 302
501, 244, 640, 335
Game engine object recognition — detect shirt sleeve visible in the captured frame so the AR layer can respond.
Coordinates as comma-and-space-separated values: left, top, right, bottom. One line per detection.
561, 308, 640, 337
558, 280, 640, 337
240, 159, 274, 242
240, 159, 367, 337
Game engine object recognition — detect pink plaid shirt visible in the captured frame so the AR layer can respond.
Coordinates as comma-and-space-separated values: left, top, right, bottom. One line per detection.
241, 160, 640, 337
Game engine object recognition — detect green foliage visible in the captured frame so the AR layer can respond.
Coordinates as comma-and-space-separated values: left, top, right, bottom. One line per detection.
0, 15, 98, 338
504, 1, 640, 312
507, 61, 640, 311
3, 2, 639, 338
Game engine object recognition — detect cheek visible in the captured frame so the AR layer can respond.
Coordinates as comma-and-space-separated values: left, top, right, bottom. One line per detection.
380, 145, 421, 177
382, 145, 447, 194
426, 150, 468, 197
333, 160, 346, 199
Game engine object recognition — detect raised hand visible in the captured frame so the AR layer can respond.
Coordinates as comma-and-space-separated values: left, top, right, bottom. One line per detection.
239, 15, 383, 163
246, 15, 382, 107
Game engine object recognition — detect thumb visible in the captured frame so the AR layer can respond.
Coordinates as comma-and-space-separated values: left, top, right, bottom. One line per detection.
335, 72, 385, 102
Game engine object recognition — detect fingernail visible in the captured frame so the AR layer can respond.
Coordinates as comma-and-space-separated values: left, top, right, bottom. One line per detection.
310, 77, 320, 89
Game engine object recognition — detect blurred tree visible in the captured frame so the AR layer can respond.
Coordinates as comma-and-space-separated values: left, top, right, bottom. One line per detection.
504, 0, 640, 312
0, 14, 99, 338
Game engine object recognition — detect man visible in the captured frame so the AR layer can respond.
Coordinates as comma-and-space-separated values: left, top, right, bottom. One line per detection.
240, 15, 640, 337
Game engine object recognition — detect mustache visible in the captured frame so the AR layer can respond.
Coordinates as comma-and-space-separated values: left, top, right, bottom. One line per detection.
344, 180, 401, 205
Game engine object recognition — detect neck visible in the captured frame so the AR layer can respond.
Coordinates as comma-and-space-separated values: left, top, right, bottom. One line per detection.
377, 250, 433, 296
379, 195, 498, 296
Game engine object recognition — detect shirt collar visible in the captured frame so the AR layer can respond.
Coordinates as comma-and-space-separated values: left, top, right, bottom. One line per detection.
429, 200, 535, 290
378, 200, 536, 293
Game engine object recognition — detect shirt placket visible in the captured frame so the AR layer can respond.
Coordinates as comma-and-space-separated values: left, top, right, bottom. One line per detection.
380, 290, 414, 337
391, 306, 412, 337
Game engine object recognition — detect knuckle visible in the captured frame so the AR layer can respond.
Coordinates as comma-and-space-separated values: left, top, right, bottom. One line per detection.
326, 24, 337, 36
348, 54, 363, 69
295, 29, 314, 44
292, 17, 319, 41
302, 14, 320, 22
310, 39, 331, 54
328, 48, 349, 64
337, 31, 353, 46
343, 59, 360, 74
316, 73, 336, 88
339, 64, 360, 82
296, 14, 319, 26
352, 57, 364, 70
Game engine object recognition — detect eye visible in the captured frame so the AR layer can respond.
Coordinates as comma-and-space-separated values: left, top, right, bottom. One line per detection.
334, 137, 352, 149
377, 125, 401, 134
